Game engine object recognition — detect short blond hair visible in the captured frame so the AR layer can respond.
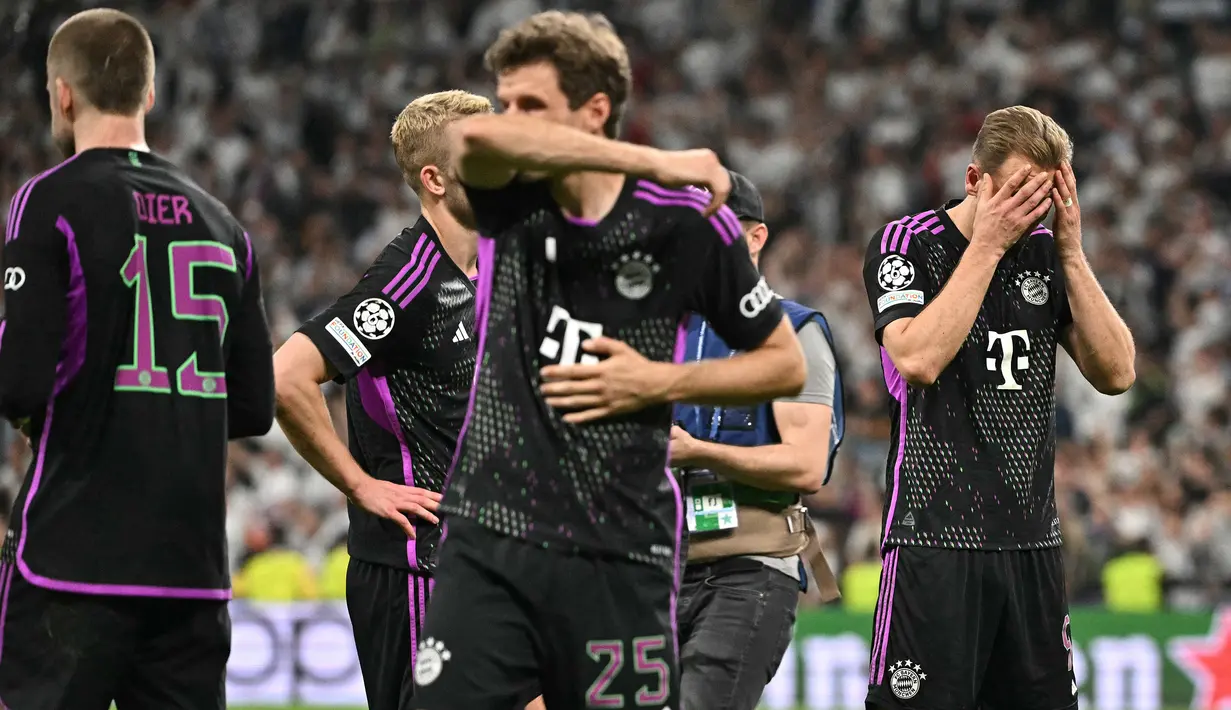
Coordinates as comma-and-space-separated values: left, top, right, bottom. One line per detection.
484, 11, 631, 139
48, 8, 155, 115
972, 106, 1074, 174
391, 90, 493, 194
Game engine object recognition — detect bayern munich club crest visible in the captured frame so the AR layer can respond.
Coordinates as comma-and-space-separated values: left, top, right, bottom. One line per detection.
613, 251, 660, 300
353, 297, 396, 339
877, 254, 915, 292
1015, 270, 1050, 306
414, 637, 451, 686
889, 659, 926, 699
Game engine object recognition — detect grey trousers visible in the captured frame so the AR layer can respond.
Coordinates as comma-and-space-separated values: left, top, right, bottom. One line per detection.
676, 557, 800, 710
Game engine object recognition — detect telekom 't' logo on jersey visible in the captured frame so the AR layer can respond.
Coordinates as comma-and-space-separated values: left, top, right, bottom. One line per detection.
986, 329, 1031, 391
539, 305, 604, 366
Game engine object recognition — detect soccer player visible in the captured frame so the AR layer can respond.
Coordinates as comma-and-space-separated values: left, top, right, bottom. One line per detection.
669, 171, 845, 710
863, 106, 1135, 710
274, 91, 540, 710
410, 11, 806, 710
0, 9, 274, 710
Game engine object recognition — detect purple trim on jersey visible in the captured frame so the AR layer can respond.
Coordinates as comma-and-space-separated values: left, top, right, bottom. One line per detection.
880, 210, 940, 254
14, 213, 228, 598
869, 547, 900, 684
562, 213, 599, 227
383, 232, 429, 296
0, 321, 6, 351
371, 373, 419, 571
663, 319, 689, 664
0, 560, 15, 670
241, 231, 254, 282
56, 218, 88, 389
880, 347, 907, 547
443, 236, 495, 491
632, 190, 739, 246
399, 251, 442, 308
355, 369, 394, 434
391, 241, 439, 306
632, 181, 743, 244
8, 154, 82, 244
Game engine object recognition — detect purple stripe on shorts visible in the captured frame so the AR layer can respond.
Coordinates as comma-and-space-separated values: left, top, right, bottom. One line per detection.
372, 373, 417, 571
383, 233, 429, 296
8, 154, 81, 244
391, 241, 438, 304
873, 549, 901, 684
409, 574, 419, 664
0, 321, 6, 353
868, 552, 892, 683
399, 251, 442, 309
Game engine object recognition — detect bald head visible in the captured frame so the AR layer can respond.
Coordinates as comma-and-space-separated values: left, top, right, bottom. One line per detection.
47, 8, 155, 116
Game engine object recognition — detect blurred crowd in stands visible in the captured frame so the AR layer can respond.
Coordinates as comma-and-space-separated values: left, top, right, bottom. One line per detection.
2, 0, 1229, 608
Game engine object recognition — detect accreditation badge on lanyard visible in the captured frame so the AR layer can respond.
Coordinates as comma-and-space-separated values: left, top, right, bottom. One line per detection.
685, 320, 739, 534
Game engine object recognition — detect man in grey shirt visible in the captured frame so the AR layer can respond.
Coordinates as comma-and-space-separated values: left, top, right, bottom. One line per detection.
670, 171, 844, 710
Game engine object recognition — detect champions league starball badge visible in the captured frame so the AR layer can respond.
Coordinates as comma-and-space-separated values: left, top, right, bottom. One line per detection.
877, 254, 915, 292
353, 297, 396, 340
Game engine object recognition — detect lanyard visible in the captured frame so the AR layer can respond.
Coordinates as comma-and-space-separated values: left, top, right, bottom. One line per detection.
693, 320, 726, 441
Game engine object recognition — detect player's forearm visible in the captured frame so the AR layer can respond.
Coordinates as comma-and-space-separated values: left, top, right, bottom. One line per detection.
1059, 251, 1136, 394
686, 439, 827, 495
274, 379, 372, 498
661, 323, 805, 406
452, 114, 667, 177
0, 320, 62, 421
886, 244, 1002, 386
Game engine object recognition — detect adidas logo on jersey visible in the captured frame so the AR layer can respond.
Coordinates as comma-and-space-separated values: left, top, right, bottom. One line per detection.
453, 322, 469, 343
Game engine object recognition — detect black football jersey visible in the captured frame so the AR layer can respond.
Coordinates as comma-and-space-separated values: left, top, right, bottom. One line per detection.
862, 202, 1073, 551
299, 218, 476, 573
0, 148, 273, 596
441, 177, 784, 574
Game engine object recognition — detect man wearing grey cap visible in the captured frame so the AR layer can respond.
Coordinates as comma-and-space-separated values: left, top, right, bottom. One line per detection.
671, 171, 846, 710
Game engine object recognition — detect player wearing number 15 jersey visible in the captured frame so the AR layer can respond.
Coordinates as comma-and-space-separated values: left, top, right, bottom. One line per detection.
0, 10, 273, 710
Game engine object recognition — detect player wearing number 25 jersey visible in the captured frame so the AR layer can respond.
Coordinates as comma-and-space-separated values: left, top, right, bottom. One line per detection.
0, 10, 273, 710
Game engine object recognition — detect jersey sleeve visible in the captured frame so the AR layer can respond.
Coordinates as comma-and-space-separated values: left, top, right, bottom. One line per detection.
682, 204, 784, 351
225, 232, 275, 439
462, 177, 551, 237
862, 223, 934, 343
0, 182, 70, 421
296, 244, 424, 382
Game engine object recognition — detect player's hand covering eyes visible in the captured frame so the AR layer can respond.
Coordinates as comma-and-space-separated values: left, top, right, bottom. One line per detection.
348, 478, 443, 539
539, 337, 669, 424
971, 166, 1054, 253
650, 149, 731, 216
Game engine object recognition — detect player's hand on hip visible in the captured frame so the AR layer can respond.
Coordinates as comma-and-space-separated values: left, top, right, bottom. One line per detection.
539, 337, 670, 424
651, 149, 730, 216
971, 166, 1053, 254
350, 477, 442, 539
1050, 161, 1082, 256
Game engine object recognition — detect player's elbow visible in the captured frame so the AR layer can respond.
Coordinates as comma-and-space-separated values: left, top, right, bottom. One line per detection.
447, 114, 500, 158
792, 464, 826, 496
885, 348, 941, 388
1095, 366, 1136, 396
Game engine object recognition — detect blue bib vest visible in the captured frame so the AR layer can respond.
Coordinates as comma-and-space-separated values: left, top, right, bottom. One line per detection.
673, 299, 846, 509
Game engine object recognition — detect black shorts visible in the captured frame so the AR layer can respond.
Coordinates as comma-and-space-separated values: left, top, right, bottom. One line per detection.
0, 564, 230, 710
866, 546, 1076, 710
346, 557, 432, 710
412, 519, 679, 710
